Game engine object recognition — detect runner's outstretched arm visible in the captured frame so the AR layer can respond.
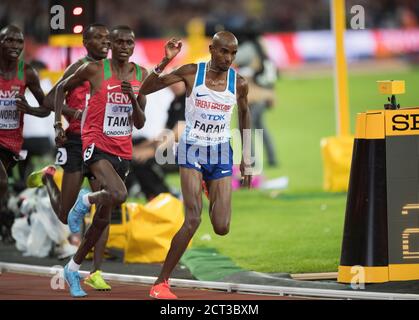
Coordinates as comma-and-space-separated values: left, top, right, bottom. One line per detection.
54, 62, 99, 146
44, 61, 87, 120
139, 38, 191, 95
134, 93, 147, 129
237, 74, 252, 188
15, 64, 50, 117
121, 66, 148, 129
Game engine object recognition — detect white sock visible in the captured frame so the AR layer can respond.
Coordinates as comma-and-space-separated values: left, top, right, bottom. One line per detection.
82, 193, 92, 207
68, 258, 81, 272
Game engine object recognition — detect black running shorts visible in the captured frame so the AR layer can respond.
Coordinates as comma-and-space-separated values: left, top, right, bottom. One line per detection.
55, 133, 84, 173
82, 143, 130, 181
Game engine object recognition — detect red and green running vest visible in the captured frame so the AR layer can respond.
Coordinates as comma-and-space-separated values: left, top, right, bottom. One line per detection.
81, 59, 142, 159
65, 57, 90, 135
0, 60, 27, 155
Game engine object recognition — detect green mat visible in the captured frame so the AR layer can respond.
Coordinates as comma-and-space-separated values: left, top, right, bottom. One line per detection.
180, 248, 349, 291
180, 247, 243, 281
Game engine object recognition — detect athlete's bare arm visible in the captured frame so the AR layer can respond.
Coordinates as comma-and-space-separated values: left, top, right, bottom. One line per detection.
54, 62, 101, 146
121, 66, 148, 129
236, 74, 252, 188
44, 60, 86, 119
139, 38, 196, 96
15, 64, 50, 117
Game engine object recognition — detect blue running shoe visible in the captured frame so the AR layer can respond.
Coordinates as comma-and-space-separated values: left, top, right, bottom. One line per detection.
64, 264, 87, 298
68, 188, 91, 233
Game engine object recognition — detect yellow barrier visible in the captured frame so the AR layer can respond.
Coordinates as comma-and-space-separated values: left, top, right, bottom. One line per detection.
86, 193, 189, 263
321, 135, 354, 192
124, 193, 190, 263
106, 203, 135, 250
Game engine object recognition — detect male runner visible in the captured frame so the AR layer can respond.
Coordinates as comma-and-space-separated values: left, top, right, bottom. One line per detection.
0, 25, 50, 200
54, 25, 147, 298
27, 24, 113, 291
139, 31, 252, 299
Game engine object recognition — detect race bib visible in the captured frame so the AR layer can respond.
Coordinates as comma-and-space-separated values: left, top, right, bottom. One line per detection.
188, 115, 228, 145
0, 101, 19, 130
103, 103, 132, 137
55, 147, 67, 165
83, 143, 95, 162
18, 149, 27, 161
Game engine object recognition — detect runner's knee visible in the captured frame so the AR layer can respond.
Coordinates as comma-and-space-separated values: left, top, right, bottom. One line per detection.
184, 215, 201, 233
109, 189, 127, 205
212, 212, 230, 235
213, 223, 229, 236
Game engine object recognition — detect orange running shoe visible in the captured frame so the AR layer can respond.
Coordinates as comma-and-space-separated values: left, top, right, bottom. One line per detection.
202, 180, 209, 200
149, 280, 178, 299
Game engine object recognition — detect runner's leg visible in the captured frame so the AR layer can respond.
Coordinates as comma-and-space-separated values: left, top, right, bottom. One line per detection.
72, 159, 127, 265
207, 176, 232, 235
0, 157, 9, 199
154, 167, 203, 284
43, 171, 83, 224
89, 177, 110, 273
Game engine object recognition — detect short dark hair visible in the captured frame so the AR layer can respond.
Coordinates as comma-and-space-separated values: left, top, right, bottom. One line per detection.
82, 23, 107, 40
0, 25, 23, 41
110, 25, 134, 39
111, 25, 133, 33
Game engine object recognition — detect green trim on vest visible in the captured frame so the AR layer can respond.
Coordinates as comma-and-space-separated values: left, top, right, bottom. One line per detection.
103, 59, 112, 80
135, 64, 142, 81
17, 60, 24, 81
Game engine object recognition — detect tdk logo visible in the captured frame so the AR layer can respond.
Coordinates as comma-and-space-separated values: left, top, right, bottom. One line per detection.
200, 113, 225, 121
112, 105, 132, 113
209, 114, 225, 121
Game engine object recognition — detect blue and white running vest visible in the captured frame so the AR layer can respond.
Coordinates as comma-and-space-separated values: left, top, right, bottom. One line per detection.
181, 62, 237, 147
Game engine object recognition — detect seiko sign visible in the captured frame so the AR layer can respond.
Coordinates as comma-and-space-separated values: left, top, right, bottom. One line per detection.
385, 109, 419, 136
